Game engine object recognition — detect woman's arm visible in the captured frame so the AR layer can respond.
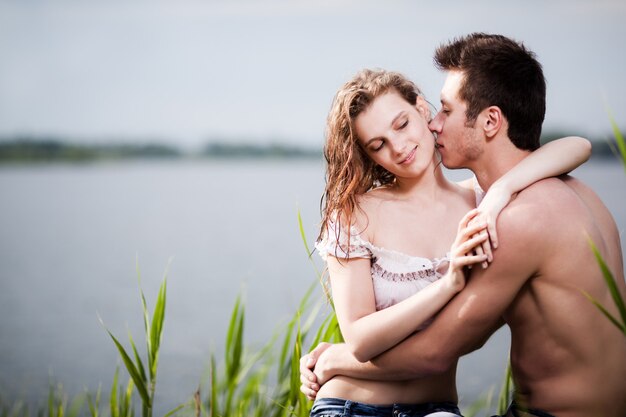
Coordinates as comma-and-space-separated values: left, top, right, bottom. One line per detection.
466, 136, 591, 264
490, 136, 591, 199
331, 210, 489, 363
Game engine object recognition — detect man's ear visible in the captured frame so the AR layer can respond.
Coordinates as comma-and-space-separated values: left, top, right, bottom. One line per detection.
415, 96, 431, 121
483, 106, 503, 138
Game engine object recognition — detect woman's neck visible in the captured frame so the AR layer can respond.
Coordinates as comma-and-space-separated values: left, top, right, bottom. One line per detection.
392, 162, 452, 203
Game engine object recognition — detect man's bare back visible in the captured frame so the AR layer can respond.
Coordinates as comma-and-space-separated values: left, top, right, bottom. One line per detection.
500, 176, 626, 416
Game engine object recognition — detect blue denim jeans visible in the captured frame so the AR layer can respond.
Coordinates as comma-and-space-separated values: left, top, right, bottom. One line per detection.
310, 397, 462, 417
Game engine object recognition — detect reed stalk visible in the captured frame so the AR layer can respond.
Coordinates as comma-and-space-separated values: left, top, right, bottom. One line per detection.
99, 259, 170, 417
584, 116, 626, 336
607, 112, 626, 172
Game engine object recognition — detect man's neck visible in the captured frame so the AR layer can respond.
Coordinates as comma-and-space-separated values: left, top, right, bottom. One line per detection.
470, 147, 531, 191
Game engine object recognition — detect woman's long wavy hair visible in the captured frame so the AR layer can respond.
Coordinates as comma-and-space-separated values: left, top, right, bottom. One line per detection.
319, 69, 423, 251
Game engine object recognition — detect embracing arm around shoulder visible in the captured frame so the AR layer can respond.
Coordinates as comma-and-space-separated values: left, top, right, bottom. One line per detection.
491, 136, 590, 198
314, 202, 544, 383
329, 210, 489, 363
465, 136, 591, 251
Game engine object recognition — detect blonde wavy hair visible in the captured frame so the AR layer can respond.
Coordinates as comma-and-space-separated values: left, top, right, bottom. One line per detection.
318, 69, 423, 253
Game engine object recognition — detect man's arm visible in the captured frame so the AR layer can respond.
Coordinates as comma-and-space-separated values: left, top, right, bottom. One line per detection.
306, 199, 544, 386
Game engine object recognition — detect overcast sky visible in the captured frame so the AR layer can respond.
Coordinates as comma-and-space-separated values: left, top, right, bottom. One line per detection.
1, 0, 625, 149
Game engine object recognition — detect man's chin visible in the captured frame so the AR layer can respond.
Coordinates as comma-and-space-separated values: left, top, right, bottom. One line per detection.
437, 149, 463, 170
440, 156, 458, 170
443, 160, 468, 171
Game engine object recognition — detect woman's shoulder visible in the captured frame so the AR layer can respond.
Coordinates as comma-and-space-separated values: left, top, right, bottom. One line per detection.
358, 185, 396, 208
355, 186, 395, 226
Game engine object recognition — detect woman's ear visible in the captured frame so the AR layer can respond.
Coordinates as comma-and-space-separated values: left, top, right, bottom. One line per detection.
483, 106, 503, 138
415, 96, 431, 121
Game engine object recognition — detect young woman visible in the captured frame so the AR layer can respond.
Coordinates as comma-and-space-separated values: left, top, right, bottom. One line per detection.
306, 69, 591, 417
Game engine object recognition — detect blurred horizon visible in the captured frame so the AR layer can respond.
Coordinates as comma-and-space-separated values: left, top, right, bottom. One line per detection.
1, 0, 625, 150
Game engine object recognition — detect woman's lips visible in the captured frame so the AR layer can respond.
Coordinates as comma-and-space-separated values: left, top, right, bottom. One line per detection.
400, 146, 417, 164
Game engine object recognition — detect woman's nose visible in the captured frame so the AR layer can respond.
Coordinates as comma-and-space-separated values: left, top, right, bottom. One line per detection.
390, 137, 407, 155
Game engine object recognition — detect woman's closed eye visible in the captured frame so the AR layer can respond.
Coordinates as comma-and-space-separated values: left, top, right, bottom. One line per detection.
371, 140, 385, 152
397, 119, 408, 130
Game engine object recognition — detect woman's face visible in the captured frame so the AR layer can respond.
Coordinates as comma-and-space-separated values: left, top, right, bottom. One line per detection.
354, 90, 436, 179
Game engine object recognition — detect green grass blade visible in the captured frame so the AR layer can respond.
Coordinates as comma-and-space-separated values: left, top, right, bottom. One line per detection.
289, 325, 303, 407
608, 111, 626, 171
236, 337, 274, 386
222, 293, 245, 414
102, 325, 150, 406
128, 331, 147, 387
318, 312, 343, 344
149, 276, 168, 379
110, 369, 119, 417
297, 209, 313, 258
462, 387, 493, 417
47, 385, 54, 417
209, 354, 217, 417
581, 291, 626, 332
86, 384, 101, 417
136, 259, 152, 370
300, 299, 324, 336
238, 369, 268, 412
588, 239, 626, 327
309, 313, 332, 348
225, 295, 244, 383
497, 361, 513, 414
297, 210, 322, 279
122, 378, 134, 417
162, 404, 185, 417
277, 318, 296, 380
66, 394, 85, 417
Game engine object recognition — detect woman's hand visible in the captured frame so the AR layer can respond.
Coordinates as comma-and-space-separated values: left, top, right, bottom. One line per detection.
469, 181, 516, 267
445, 209, 490, 292
299, 342, 333, 401
475, 181, 514, 251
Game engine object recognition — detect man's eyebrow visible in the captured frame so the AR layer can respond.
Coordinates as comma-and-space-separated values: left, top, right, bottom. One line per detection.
364, 111, 405, 145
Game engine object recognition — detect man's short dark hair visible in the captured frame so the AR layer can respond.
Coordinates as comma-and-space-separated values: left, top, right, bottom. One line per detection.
434, 33, 546, 151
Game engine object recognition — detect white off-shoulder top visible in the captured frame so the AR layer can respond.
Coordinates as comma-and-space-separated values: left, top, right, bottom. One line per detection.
315, 219, 450, 312
316, 177, 484, 312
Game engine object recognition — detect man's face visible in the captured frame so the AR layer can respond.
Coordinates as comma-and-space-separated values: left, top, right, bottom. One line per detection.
428, 70, 483, 170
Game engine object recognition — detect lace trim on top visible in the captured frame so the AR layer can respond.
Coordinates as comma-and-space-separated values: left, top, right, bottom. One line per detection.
315, 218, 449, 311
371, 263, 437, 282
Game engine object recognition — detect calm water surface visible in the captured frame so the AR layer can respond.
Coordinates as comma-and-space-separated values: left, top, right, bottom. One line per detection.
0, 158, 624, 412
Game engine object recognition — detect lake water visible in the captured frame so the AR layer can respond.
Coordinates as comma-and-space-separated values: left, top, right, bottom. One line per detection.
1, 158, 625, 413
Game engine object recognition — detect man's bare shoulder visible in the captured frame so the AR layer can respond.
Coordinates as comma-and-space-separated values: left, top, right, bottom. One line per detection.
507, 176, 578, 212
495, 178, 575, 248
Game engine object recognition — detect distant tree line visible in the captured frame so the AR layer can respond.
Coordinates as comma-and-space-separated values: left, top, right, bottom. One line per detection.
0, 132, 622, 163
0, 138, 181, 162
202, 142, 319, 158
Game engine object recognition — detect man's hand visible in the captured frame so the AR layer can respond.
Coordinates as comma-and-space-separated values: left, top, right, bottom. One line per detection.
299, 342, 332, 400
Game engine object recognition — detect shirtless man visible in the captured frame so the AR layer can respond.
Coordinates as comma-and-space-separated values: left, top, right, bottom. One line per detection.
300, 33, 626, 417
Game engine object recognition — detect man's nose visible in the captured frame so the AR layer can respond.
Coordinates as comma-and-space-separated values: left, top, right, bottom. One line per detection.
428, 113, 442, 133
